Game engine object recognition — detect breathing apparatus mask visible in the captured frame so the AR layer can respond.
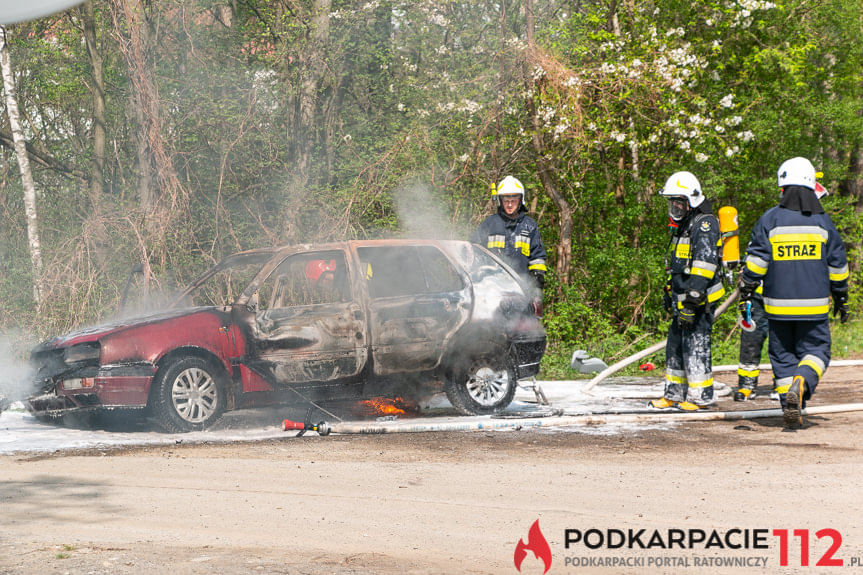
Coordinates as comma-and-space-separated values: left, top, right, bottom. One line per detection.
667, 197, 690, 222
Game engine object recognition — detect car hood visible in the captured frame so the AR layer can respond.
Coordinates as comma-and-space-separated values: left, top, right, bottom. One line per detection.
37, 307, 220, 350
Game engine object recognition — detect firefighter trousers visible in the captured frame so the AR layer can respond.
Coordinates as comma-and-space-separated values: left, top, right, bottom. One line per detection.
768, 319, 831, 409
664, 307, 715, 406
737, 297, 769, 391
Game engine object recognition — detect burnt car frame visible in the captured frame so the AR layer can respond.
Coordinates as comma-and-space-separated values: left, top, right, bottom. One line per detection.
28, 240, 546, 432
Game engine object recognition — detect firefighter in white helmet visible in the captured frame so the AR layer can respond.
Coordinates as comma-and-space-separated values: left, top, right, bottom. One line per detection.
471, 176, 547, 293
651, 171, 725, 411
739, 157, 849, 428
735, 175, 830, 403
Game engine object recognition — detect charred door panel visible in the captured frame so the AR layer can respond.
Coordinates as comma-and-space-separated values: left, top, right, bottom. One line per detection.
358, 245, 469, 376
248, 250, 367, 385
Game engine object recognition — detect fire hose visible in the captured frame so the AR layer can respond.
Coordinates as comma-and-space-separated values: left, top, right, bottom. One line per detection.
282, 402, 863, 435
581, 289, 739, 393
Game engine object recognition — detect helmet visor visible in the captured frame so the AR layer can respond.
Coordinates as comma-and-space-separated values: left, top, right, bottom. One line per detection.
667, 197, 689, 221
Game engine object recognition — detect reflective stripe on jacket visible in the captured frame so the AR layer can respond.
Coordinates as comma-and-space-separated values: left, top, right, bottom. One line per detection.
742, 205, 849, 320
668, 212, 725, 305
471, 210, 547, 277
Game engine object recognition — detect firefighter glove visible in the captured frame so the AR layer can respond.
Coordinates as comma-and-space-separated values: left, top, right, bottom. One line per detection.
531, 270, 546, 289
662, 280, 673, 314
662, 292, 673, 314
737, 276, 759, 302
832, 290, 850, 324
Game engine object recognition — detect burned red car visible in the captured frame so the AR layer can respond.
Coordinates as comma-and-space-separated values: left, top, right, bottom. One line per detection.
27, 240, 546, 432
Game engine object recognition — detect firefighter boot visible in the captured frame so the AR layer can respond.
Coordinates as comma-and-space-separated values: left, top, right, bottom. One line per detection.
733, 388, 755, 402
783, 376, 806, 428
649, 397, 677, 410
676, 401, 704, 411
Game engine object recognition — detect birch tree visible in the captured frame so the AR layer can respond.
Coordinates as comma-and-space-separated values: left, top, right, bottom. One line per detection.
0, 25, 44, 307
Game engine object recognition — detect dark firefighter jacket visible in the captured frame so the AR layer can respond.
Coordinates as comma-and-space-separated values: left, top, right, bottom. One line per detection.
741, 187, 849, 321
471, 207, 547, 278
667, 202, 725, 308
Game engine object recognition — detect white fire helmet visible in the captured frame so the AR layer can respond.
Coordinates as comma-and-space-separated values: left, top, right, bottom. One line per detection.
777, 157, 816, 190
660, 171, 704, 221
495, 175, 525, 209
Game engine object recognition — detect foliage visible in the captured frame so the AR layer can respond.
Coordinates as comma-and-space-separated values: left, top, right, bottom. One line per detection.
0, 0, 860, 375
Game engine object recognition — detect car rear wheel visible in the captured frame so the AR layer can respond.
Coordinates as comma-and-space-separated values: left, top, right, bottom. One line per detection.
444, 356, 517, 415
151, 356, 226, 432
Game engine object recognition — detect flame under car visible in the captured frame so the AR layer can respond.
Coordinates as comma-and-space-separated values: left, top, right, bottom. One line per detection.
28, 240, 546, 432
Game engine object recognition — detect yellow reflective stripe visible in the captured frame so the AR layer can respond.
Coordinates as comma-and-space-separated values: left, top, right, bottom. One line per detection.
690, 267, 715, 279
514, 240, 530, 256
775, 383, 791, 394
746, 260, 767, 275
486, 241, 504, 248
707, 285, 726, 302
688, 377, 713, 389
770, 233, 827, 245
675, 243, 691, 259
764, 303, 830, 316
829, 269, 849, 281
737, 368, 759, 378
528, 263, 547, 271
798, 360, 824, 378
665, 373, 686, 385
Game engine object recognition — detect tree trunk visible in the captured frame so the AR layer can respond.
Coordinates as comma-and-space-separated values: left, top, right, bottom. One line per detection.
83, 0, 106, 205
296, 0, 331, 183
111, 0, 188, 267
82, 0, 110, 266
524, 0, 573, 285
0, 26, 44, 306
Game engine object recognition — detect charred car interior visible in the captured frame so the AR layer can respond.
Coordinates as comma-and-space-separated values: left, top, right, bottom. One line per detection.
27, 240, 547, 432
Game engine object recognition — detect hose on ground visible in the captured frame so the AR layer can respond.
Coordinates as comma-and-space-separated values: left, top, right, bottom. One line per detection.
319, 402, 863, 435
581, 289, 739, 393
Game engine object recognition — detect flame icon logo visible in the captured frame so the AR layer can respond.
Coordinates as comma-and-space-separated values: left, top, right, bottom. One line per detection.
514, 519, 552, 573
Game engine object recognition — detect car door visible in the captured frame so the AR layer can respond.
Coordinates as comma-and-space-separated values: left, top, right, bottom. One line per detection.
248, 249, 367, 384
357, 244, 469, 375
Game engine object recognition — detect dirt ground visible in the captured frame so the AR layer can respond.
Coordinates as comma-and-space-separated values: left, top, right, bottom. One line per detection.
2, 366, 863, 575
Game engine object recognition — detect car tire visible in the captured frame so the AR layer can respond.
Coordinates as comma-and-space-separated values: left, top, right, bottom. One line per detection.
151, 356, 226, 433
444, 355, 517, 415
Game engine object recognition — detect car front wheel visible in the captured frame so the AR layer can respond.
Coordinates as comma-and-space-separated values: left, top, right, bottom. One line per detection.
151, 356, 226, 432
444, 356, 517, 415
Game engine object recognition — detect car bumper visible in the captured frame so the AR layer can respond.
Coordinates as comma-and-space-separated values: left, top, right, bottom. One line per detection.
27, 363, 156, 415
511, 333, 547, 379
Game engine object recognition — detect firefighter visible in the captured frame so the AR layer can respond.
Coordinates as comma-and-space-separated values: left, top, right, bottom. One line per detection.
471, 176, 547, 293
734, 181, 831, 402
651, 171, 725, 411
738, 157, 850, 428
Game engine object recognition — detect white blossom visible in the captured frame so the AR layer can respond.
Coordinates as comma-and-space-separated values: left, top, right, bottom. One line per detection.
679, 140, 691, 151
719, 94, 734, 108
458, 153, 469, 163
695, 152, 708, 163
738, 130, 755, 143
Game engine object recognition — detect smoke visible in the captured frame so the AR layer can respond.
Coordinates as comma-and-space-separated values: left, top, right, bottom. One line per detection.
393, 179, 471, 240
0, 331, 37, 410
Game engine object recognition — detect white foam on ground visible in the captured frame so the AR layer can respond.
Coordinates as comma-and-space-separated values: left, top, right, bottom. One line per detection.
0, 377, 694, 454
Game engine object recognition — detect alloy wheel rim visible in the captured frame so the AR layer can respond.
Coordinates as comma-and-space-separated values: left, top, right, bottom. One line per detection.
466, 365, 509, 406
171, 367, 218, 423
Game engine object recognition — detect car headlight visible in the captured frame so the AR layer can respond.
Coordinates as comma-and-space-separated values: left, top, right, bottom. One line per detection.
63, 342, 101, 364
